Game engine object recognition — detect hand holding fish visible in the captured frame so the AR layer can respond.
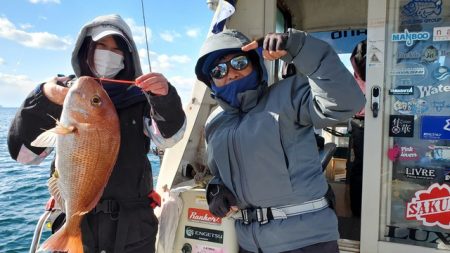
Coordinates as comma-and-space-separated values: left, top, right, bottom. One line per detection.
135, 72, 169, 96
43, 77, 70, 105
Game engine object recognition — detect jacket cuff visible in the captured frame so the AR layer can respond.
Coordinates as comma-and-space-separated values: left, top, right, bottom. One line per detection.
148, 83, 186, 138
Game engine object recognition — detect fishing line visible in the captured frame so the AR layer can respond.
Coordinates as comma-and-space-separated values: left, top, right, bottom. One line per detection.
139, 0, 153, 101
95, 77, 135, 85
140, 0, 152, 72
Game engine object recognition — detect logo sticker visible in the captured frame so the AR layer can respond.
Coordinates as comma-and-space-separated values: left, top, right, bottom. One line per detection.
402, 0, 442, 18
393, 99, 428, 115
430, 101, 450, 112
188, 208, 222, 225
389, 115, 415, 137
406, 183, 450, 229
389, 86, 415, 95
397, 50, 421, 60
388, 145, 420, 161
392, 29, 430, 47
445, 168, 450, 181
433, 26, 450, 41
391, 67, 425, 76
185, 226, 224, 244
420, 116, 450, 140
427, 145, 450, 162
416, 84, 450, 99
404, 167, 437, 180
432, 66, 450, 81
193, 245, 225, 253
421, 45, 439, 63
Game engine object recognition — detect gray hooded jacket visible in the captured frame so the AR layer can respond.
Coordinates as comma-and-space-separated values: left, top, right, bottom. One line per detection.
197, 29, 365, 252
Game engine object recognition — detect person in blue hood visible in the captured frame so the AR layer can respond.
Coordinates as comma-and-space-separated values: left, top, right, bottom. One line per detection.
195, 29, 365, 253
8, 14, 186, 253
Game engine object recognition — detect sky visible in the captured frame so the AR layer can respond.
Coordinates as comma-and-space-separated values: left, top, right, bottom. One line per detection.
0, 0, 215, 107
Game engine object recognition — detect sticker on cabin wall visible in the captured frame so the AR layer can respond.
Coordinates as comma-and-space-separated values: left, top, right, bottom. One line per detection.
444, 168, 450, 182
388, 145, 420, 161
389, 86, 415, 95
427, 145, 450, 162
385, 225, 450, 245
367, 41, 383, 67
397, 50, 421, 60
430, 101, 450, 113
401, 0, 443, 25
403, 167, 438, 180
406, 183, 450, 229
421, 45, 439, 63
391, 66, 425, 76
193, 244, 225, 253
433, 26, 450, 41
185, 226, 224, 244
432, 66, 450, 81
393, 99, 428, 115
391, 29, 430, 47
188, 208, 222, 225
416, 84, 450, 99
420, 116, 450, 140
389, 115, 415, 137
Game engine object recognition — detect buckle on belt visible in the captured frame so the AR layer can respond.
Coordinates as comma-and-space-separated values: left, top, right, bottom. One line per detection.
241, 207, 272, 225
94, 200, 120, 214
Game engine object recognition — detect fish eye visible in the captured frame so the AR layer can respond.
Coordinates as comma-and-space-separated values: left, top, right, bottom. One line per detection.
91, 95, 102, 106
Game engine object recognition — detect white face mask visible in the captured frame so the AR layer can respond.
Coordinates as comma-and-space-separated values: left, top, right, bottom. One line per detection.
92, 49, 125, 78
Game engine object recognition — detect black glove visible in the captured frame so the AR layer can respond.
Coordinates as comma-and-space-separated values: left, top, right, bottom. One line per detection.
206, 183, 237, 218
262, 33, 289, 51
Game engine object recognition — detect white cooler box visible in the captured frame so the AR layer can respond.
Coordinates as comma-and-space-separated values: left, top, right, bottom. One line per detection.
166, 188, 239, 253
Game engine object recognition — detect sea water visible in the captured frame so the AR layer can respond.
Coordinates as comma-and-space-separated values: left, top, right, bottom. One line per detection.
0, 107, 161, 252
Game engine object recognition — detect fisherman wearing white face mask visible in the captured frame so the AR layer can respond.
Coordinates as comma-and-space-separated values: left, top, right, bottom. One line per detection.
8, 14, 186, 253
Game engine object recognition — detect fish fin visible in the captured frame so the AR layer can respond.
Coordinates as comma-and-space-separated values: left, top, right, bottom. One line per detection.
31, 129, 58, 147
31, 123, 76, 147
48, 172, 66, 212
53, 120, 76, 134
39, 224, 83, 253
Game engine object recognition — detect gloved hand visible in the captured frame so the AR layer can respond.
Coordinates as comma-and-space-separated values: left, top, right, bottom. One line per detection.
262, 33, 289, 51
242, 32, 289, 61
206, 183, 237, 218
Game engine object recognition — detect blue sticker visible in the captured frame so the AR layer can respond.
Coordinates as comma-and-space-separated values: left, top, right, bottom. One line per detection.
420, 116, 450, 140
433, 66, 450, 81
402, 0, 442, 18
416, 84, 450, 99
393, 98, 428, 115
392, 29, 430, 47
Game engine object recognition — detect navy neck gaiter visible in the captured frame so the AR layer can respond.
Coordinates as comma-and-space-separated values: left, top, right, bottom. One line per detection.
101, 82, 147, 109
211, 70, 259, 108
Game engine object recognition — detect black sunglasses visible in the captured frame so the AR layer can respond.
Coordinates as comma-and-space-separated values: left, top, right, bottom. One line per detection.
209, 55, 250, 79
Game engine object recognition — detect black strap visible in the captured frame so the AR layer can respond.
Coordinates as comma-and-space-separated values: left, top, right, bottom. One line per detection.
93, 197, 150, 252
93, 200, 120, 214
113, 197, 151, 252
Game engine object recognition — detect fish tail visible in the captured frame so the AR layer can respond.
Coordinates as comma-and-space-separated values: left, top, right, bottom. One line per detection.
39, 224, 84, 253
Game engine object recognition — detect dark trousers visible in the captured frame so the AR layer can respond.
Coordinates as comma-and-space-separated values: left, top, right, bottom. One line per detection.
239, 240, 339, 253
348, 119, 364, 217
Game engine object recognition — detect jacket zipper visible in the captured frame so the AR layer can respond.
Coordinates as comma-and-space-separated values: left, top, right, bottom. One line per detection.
231, 112, 262, 252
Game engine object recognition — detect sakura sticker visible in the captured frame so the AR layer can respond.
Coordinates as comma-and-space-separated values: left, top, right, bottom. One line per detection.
406, 183, 450, 229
